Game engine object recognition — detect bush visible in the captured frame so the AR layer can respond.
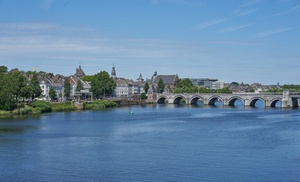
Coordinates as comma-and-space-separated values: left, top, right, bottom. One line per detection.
19, 108, 32, 115
141, 93, 148, 100
29, 100, 52, 113
84, 100, 116, 110
32, 107, 42, 114
0, 110, 12, 115
51, 102, 77, 112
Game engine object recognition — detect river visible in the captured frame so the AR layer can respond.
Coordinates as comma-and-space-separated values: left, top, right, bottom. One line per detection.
1, 103, 300, 181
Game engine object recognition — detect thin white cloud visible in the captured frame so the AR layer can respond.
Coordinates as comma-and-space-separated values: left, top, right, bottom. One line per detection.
218, 23, 253, 33
196, 18, 227, 30
0, 22, 202, 62
272, 4, 300, 16
255, 27, 294, 37
232, 9, 258, 17
232, 0, 261, 17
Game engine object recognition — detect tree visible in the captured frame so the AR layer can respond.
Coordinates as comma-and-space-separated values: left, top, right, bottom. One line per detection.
29, 73, 42, 99
90, 71, 116, 99
174, 78, 201, 93
0, 66, 8, 74
76, 79, 84, 92
64, 77, 71, 99
214, 87, 232, 93
140, 93, 148, 100
0, 72, 16, 110
144, 82, 149, 93
49, 87, 57, 101
158, 78, 165, 93
6, 70, 28, 101
20, 85, 32, 99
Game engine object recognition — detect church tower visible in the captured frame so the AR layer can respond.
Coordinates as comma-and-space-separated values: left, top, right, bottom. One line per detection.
111, 64, 116, 79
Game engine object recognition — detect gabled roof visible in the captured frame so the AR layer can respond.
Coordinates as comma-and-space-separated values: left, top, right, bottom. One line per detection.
153, 75, 177, 85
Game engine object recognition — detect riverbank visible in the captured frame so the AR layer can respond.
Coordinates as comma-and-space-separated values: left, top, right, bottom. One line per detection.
0, 100, 117, 116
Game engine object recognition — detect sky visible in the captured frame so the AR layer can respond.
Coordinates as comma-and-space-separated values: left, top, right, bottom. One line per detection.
0, 0, 299, 84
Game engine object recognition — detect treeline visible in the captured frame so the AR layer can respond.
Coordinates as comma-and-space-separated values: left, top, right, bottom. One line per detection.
0, 66, 42, 111
173, 78, 231, 94
267, 85, 300, 93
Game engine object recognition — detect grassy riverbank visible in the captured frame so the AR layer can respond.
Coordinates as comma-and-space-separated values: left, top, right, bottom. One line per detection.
0, 100, 117, 116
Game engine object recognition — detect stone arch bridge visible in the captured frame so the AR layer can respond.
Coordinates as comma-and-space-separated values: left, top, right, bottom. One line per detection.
156, 91, 300, 108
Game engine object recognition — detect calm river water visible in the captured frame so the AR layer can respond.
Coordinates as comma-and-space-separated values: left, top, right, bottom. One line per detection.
1, 103, 300, 181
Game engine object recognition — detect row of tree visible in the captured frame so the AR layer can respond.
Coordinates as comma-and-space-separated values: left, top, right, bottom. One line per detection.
0, 66, 42, 110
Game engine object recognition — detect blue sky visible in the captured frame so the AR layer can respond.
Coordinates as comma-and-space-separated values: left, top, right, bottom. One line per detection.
0, 0, 299, 84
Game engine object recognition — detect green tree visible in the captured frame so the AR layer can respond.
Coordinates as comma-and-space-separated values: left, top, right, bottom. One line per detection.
82, 75, 95, 82
0, 66, 8, 74
49, 87, 57, 101
64, 77, 71, 99
76, 79, 84, 92
90, 71, 116, 99
140, 93, 148, 100
20, 85, 32, 99
214, 87, 232, 93
0, 72, 16, 110
158, 78, 165, 93
29, 73, 42, 99
144, 82, 149, 93
6, 70, 28, 101
174, 78, 201, 93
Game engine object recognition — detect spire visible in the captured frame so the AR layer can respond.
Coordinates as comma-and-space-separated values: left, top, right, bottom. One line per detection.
137, 73, 144, 82
111, 64, 116, 79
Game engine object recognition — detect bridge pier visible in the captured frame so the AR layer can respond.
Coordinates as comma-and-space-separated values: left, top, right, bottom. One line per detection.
281, 91, 293, 108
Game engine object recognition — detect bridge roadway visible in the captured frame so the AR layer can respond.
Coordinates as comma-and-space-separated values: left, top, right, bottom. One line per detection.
156, 91, 300, 108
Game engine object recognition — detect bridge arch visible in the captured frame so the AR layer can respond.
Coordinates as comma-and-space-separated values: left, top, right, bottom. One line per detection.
208, 95, 224, 106
270, 97, 282, 107
157, 95, 168, 104
173, 95, 186, 104
228, 96, 245, 106
189, 95, 205, 105
249, 97, 266, 107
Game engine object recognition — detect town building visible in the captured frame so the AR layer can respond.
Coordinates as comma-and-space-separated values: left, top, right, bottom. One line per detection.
190, 78, 223, 90
147, 70, 178, 102
111, 65, 145, 98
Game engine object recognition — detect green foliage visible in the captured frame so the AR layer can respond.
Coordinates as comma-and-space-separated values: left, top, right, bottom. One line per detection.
0, 66, 8, 74
29, 100, 52, 113
49, 87, 57, 101
6, 70, 28, 100
0, 110, 12, 115
29, 73, 42, 99
64, 77, 71, 98
20, 85, 32, 99
144, 82, 149, 93
267, 87, 283, 93
0, 73, 16, 110
51, 102, 77, 112
282, 84, 300, 92
246, 86, 255, 93
174, 78, 211, 93
82, 75, 95, 82
158, 78, 165, 93
231, 82, 239, 85
214, 87, 232, 93
76, 79, 84, 92
90, 71, 116, 99
198, 87, 212, 93
140, 93, 148, 100
84, 100, 116, 110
